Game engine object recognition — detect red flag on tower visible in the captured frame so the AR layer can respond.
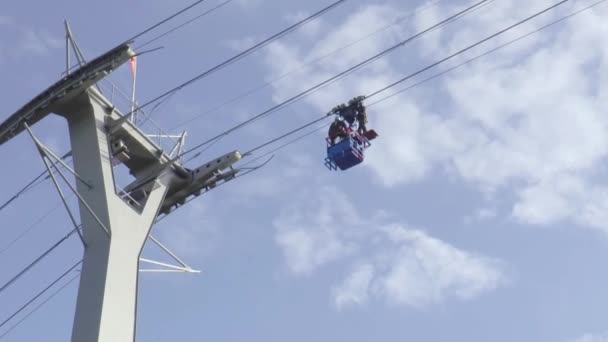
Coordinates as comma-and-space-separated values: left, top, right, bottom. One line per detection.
129, 56, 137, 76
129, 56, 138, 120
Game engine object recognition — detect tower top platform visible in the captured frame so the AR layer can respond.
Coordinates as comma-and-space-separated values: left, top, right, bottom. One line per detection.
0, 42, 134, 145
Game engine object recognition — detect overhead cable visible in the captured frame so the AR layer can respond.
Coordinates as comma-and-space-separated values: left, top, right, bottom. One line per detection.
0, 152, 71, 214
127, 0, 209, 42
0, 260, 82, 331
365, 0, 570, 99
0, 227, 81, 296
168, 0, 448, 130
125, 0, 348, 117
368, 0, 608, 106
243, 116, 329, 156
240, 123, 329, 168
0, 0, 453, 211
136, 0, 236, 49
176, 0, 491, 160
0, 202, 64, 257
0, 273, 79, 340
239, 0, 583, 161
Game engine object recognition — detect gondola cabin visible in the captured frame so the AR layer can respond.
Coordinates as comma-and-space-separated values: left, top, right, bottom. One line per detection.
325, 128, 377, 171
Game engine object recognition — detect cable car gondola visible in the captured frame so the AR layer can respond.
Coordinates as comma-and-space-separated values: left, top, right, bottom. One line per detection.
325, 96, 378, 171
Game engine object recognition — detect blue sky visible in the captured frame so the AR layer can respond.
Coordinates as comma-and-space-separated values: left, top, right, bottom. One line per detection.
2, 0, 608, 341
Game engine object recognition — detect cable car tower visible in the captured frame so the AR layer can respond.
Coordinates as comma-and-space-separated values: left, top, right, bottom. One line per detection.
0, 23, 241, 341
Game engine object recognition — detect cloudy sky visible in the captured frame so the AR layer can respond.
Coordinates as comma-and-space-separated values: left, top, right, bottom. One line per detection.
1, 0, 608, 341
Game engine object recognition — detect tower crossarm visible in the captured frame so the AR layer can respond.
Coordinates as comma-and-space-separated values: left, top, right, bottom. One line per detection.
0, 42, 135, 146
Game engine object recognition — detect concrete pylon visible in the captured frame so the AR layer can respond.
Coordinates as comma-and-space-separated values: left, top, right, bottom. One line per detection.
53, 88, 176, 342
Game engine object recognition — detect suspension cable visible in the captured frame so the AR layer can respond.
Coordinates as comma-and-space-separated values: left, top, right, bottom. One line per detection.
241, 123, 329, 168
5, 0, 579, 227
168, 0, 448, 130
175, 0, 491, 161
136, 0, 235, 49
116, 0, 496, 196
243, 116, 329, 156
0, 260, 82, 331
368, 0, 608, 107
0, 174, 46, 213
238, 0, 587, 162
123, 0, 348, 117
126, 0, 209, 43
365, 0, 569, 99
0, 152, 71, 215
0, 0, 454, 213
1, 7, 596, 331
0, 227, 80, 296
0, 273, 79, 339
0, 202, 64, 257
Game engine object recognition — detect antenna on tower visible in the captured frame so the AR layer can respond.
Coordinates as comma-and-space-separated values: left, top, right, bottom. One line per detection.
64, 20, 87, 76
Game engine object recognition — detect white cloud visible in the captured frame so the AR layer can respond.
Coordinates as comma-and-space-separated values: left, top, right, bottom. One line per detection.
509, 175, 608, 233
331, 225, 505, 309
477, 207, 497, 220
283, 11, 324, 38
512, 176, 583, 226
274, 186, 506, 309
0, 20, 63, 61
260, 1, 608, 234
223, 36, 258, 52
571, 332, 608, 342
275, 226, 353, 275
19, 29, 63, 56
235, 0, 261, 10
371, 225, 505, 308
274, 186, 361, 275
332, 263, 374, 309
263, 4, 403, 110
